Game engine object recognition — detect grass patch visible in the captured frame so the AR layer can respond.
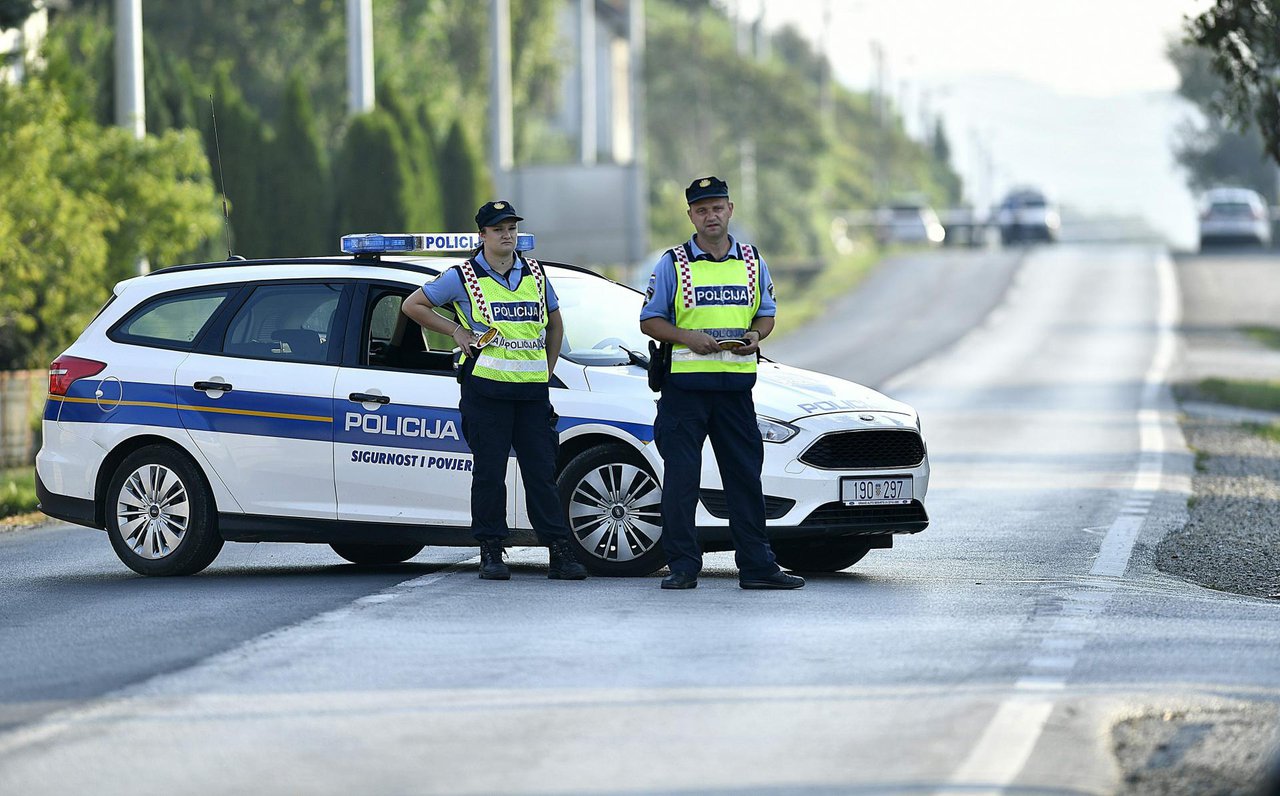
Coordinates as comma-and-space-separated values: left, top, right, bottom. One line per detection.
770, 245, 881, 339
1241, 325, 1280, 350
1185, 377, 1280, 412
1242, 422, 1280, 444
1193, 450, 1209, 472
0, 466, 38, 518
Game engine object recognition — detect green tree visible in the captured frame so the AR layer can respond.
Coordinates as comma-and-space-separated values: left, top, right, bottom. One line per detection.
0, 79, 219, 368
380, 81, 443, 231
264, 73, 331, 255
1168, 38, 1276, 201
333, 110, 413, 235
0, 0, 36, 31
1186, 0, 1280, 163
205, 67, 272, 257
439, 119, 484, 231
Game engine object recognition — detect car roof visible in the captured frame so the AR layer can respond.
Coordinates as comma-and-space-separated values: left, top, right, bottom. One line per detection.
1204, 187, 1264, 203
115, 254, 608, 297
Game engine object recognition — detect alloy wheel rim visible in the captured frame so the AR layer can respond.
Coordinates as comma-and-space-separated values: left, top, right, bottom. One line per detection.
116, 464, 190, 559
568, 463, 661, 562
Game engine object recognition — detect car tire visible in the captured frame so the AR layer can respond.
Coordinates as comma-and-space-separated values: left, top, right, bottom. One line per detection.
329, 543, 424, 565
105, 444, 223, 576
557, 443, 665, 576
771, 538, 875, 573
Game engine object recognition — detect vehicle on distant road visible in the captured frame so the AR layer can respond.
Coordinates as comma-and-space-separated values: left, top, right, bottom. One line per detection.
875, 202, 946, 246
1197, 187, 1273, 249
996, 187, 1059, 244
36, 231, 932, 578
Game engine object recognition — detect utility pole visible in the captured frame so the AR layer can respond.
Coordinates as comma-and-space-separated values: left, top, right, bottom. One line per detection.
346, 0, 374, 114
489, 0, 514, 178
114, 0, 147, 274
578, 0, 596, 165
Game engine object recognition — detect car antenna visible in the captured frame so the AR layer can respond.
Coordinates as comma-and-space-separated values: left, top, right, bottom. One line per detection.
208, 95, 240, 261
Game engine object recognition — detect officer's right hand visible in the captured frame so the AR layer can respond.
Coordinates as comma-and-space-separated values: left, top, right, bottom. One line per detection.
682, 331, 723, 355
452, 326, 479, 353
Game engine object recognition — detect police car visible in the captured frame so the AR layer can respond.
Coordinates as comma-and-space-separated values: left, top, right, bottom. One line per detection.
36, 232, 931, 577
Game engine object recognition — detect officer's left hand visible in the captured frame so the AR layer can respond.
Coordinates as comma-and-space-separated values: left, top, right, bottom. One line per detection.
732, 331, 761, 356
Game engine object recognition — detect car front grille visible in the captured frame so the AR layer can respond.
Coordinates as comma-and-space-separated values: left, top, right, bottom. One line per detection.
799, 500, 929, 533
699, 490, 796, 520
798, 429, 925, 470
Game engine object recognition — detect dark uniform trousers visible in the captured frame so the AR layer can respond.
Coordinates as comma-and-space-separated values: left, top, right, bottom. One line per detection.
653, 383, 779, 578
459, 379, 570, 543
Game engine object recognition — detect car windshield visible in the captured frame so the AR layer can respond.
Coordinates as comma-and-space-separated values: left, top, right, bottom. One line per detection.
553, 272, 650, 366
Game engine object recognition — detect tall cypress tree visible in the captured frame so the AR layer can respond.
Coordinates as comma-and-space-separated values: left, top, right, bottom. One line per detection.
333, 110, 413, 235
380, 82, 443, 231
265, 73, 331, 254
439, 119, 483, 231
204, 68, 272, 258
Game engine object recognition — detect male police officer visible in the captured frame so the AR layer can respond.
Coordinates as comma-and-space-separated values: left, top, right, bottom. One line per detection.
402, 201, 588, 581
639, 177, 805, 590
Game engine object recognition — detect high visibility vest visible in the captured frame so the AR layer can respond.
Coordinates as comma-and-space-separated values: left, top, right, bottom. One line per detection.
454, 256, 549, 384
668, 241, 761, 379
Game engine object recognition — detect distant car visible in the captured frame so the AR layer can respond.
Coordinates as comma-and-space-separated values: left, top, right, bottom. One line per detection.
1198, 187, 1272, 249
996, 188, 1059, 244
875, 203, 946, 246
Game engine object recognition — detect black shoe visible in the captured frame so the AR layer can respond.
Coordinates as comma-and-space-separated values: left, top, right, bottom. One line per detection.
661, 571, 698, 590
478, 539, 510, 580
739, 570, 805, 590
547, 539, 588, 580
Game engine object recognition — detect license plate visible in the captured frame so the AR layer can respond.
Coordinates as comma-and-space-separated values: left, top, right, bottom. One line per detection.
840, 475, 913, 506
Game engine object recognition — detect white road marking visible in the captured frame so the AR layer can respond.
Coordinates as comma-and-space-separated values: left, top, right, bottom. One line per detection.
942, 250, 1181, 794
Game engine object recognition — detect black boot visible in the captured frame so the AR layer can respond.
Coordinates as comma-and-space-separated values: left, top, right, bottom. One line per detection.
547, 538, 588, 580
478, 539, 510, 580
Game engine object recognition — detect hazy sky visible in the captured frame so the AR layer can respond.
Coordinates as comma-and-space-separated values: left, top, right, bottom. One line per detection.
746, 0, 1219, 248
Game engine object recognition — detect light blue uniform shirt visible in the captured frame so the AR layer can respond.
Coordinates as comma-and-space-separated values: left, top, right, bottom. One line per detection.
420, 251, 560, 332
639, 235, 777, 324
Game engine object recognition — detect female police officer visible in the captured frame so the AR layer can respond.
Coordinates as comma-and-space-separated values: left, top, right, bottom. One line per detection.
401, 201, 588, 581
639, 177, 804, 590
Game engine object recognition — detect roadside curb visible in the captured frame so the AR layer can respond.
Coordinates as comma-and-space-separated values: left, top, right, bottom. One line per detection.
1180, 400, 1280, 425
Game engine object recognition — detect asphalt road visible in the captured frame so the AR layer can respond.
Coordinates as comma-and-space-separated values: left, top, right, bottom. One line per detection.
2, 244, 1279, 794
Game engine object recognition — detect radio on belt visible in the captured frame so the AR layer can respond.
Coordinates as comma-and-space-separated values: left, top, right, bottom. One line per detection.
340, 232, 536, 255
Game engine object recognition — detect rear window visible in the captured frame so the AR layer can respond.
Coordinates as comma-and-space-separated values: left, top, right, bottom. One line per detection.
111, 288, 233, 349
1208, 201, 1254, 216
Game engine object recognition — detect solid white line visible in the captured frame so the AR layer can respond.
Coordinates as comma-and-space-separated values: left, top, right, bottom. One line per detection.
943, 249, 1181, 794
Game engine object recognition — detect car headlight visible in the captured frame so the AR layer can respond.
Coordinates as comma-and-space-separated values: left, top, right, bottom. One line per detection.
757, 416, 799, 443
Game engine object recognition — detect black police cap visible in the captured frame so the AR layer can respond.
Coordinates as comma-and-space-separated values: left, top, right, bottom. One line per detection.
685, 176, 730, 204
475, 200, 524, 229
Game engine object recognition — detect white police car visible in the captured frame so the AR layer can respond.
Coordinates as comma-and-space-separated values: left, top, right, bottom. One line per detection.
36, 233, 931, 577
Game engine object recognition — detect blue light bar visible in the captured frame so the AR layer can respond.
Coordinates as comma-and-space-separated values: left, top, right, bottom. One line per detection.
340, 234, 422, 254
340, 232, 536, 255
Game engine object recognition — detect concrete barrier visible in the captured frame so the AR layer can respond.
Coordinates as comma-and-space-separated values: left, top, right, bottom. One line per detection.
0, 369, 45, 468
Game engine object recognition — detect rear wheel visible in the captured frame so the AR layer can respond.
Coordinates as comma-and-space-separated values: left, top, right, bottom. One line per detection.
558, 444, 665, 576
771, 538, 875, 573
329, 543, 424, 565
105, 445, 223, 576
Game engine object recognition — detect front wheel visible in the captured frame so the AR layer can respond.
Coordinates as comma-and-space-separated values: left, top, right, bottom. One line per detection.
330, 543, 424, 565
557, 444, 665, 576
105, 444, 223, 576
771, 538, 875, 573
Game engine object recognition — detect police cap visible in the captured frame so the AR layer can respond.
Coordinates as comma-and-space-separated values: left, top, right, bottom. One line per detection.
685, 176, 730, 205
475, 200, 524, 229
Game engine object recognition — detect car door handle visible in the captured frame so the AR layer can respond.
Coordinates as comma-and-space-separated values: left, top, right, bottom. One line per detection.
193, 381, 233, 392
349, 392, 391, 404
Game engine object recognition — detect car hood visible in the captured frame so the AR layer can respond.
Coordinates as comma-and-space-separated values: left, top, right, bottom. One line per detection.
752, 362, 913, 422
581, 361, 914, 424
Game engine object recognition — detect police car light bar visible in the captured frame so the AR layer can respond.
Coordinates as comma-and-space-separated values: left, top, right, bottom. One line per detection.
341, 232, 536, 255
